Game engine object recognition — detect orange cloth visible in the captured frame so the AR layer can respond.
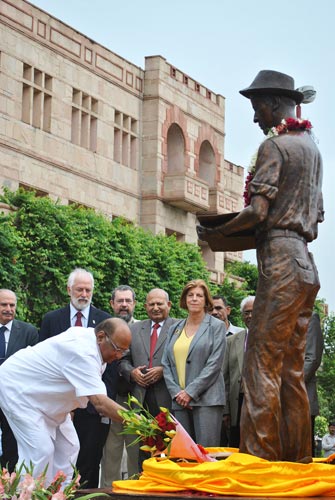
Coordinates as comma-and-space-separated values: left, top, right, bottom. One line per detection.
113, 451, 335, 497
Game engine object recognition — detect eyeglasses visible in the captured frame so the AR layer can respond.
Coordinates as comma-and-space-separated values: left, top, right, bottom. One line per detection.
106, 335, 129, 355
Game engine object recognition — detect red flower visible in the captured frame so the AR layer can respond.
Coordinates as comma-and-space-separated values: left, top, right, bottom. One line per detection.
243, 171, 254, 207
155, 435, 165, 451
285, 117, 312, 131
155, 412, 167, 428
165, 422, 176, 431
144, 436, 156, 447
155, 412, 176, 432
144, 433, 166, 451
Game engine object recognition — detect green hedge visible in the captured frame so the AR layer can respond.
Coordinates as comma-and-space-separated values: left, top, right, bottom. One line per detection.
0, 188, 212, 325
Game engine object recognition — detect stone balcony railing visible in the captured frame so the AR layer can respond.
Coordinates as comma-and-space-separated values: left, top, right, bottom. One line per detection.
163, 174, 210, 213
163, 174, 232, 215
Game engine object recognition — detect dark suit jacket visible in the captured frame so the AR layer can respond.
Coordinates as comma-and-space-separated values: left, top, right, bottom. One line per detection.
5, 319, 39, 359
304, 312, 324, 416
39, 304, 111, 341
39, 303, 112, 412
119, 317, 178, 409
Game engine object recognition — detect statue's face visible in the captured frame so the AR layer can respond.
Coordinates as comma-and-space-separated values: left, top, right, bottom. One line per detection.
251, 97, 275, 135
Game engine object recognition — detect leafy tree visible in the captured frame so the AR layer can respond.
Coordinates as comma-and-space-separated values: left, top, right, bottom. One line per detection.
318, 313, 335, 419
225, 260, 258, 295
0, 210, 25, 295
315, 415, 328, 439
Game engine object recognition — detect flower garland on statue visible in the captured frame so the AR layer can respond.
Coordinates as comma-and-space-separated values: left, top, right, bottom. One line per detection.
243, 117, 313, 207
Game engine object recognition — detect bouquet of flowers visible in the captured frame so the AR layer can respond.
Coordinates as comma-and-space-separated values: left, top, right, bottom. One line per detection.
118, 395, 177, 456
118, 395, 215, 462
0, 462, 103, 500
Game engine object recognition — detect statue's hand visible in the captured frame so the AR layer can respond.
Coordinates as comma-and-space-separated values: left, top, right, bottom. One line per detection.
196, 224, 208, 240
197, 224, 227, 240
196, 224, 218, 240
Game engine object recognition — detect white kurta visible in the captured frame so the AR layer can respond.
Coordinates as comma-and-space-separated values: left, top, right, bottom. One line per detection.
0, 327, 107, 484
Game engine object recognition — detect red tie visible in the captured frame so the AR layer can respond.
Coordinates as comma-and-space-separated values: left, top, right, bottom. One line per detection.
149, 323, 160, 367
0, 325, 6, 364
75, 311, 83, 326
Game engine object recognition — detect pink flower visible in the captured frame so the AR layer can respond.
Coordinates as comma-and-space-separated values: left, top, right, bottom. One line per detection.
73, 472, 81, 487
48, 470, 67, 494
10, 472, 17, 485
18, 474, 36, 500
20, 473, 35, 491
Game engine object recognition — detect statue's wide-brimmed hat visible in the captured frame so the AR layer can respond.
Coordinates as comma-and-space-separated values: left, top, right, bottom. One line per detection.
240, 70, 304, 104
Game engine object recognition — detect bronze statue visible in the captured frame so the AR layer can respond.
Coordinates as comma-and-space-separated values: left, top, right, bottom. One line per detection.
197, 70, 324, 461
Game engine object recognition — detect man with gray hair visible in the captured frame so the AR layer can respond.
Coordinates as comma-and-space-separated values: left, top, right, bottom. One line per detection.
39, 268, 110, 338
223, 296, 255, 448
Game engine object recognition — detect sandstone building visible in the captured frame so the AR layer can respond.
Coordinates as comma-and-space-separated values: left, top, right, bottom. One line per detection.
0, 0, 244, 283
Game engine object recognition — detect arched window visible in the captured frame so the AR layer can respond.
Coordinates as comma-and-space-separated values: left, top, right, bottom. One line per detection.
199, 140, 216, 186
167, 124, 185, 173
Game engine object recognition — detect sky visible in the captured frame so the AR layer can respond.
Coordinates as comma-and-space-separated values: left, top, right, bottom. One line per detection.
30, 0, 335, 312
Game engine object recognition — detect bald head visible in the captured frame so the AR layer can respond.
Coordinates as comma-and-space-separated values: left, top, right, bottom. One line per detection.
95, 317, 132, 363
145, 288, 171, 322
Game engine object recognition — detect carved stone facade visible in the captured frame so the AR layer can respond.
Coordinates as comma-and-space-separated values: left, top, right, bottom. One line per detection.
0, 0, 244, 282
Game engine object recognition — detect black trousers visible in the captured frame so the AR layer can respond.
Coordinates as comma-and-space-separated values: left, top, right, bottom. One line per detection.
0, 408, 18, 472
220, 420, 229, 447
229, 393, 244, 449
73, 408, 110, 488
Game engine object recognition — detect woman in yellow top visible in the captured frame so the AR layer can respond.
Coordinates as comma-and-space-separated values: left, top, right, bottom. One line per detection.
162, 279, 226, 446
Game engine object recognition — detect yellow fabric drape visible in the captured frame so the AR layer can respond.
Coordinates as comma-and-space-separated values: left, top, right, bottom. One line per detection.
113, 451, 335, 497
